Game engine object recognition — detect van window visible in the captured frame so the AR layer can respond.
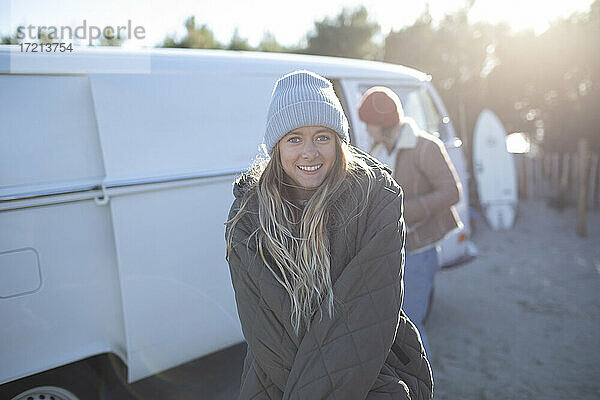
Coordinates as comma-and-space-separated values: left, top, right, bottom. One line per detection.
403, 89, 428, 133
420, 87, 442, 135
330, 79, 354, 143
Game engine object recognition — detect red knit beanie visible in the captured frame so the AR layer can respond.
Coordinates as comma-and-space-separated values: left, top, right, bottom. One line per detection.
357, 86, 404, 127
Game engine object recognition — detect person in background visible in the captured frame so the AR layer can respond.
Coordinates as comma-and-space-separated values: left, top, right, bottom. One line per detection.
358, 86, 463, 356
226, 71, 433, 399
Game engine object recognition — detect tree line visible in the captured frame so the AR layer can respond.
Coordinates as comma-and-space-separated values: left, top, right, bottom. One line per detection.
161, 3, 599, 153
3, 2, 598, 152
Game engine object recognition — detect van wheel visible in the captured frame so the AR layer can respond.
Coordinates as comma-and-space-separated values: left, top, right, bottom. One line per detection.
1, 354, 134, 400
10, 386, 79, 400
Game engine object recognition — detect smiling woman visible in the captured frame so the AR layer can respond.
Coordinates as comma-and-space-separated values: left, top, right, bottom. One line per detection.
278, 126, 337, 198
224, 70, 433, 399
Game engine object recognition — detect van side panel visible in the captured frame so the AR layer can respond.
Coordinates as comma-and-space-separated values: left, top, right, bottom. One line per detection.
106, 178, 242, 382
88, 73, 278, 381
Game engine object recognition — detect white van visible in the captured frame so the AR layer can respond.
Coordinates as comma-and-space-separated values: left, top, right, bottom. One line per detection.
0, 46, 473, 398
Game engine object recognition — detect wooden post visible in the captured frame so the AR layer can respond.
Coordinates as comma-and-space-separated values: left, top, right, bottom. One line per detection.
552, 153, 560, 187
536, 157, 543, 198
520, 154, 528, 200
577, 139, 589, 237
561, 153, 570, 189
543, 153, 551, 196
589, 153, 599, 210
530, 157, 537, 198
572, 153, 579, 202
528, 156, 536, 199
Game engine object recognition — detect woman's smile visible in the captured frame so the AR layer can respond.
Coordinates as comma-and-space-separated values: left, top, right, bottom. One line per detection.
297, 164, 323, 172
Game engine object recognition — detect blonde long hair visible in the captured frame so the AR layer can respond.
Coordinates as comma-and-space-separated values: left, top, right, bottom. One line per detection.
226, 135, 373, 335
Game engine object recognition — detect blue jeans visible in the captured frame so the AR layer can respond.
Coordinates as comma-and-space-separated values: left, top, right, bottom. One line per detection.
402, 247, 439, 357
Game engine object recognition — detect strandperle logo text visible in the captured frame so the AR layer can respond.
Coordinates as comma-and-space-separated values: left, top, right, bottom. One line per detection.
16, 20, 146, 45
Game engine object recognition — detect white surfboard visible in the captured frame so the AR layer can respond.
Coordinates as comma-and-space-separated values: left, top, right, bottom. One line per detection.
473, 109, 518, 230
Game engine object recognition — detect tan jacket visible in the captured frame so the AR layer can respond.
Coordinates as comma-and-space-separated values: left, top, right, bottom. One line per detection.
385, 118, 462, 253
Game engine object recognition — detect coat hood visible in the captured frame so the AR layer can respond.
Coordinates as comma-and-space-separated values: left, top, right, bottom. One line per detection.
233, 172, 258, 200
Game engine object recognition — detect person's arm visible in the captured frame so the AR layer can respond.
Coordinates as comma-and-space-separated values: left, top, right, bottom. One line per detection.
282, 171, 406, 400
403, 138, 462, 228
226, 204, 297, 394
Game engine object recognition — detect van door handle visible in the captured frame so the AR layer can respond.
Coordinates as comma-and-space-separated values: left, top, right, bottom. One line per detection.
94, 183, 110, 205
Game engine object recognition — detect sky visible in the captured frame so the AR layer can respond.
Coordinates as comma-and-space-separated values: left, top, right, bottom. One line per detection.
0, 0, 595, 48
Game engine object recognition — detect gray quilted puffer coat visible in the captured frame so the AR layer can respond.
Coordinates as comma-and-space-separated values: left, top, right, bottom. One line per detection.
226, 150, 433, 400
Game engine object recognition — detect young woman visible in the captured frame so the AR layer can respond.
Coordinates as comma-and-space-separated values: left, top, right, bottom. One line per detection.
225, 70, 433, 400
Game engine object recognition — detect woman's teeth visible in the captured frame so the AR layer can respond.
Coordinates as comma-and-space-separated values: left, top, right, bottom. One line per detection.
298, 164, 322, 171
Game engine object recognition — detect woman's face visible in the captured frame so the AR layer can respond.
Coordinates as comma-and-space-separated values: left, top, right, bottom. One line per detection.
278, 126, 337, 192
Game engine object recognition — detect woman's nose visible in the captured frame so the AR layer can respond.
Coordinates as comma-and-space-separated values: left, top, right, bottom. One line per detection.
301, 141, 318, 158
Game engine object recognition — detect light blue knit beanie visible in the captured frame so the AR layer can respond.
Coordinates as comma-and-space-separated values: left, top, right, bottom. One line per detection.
263, 70, 349, 153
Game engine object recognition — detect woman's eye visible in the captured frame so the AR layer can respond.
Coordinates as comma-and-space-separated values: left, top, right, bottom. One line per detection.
287, 136, 301, 143
316, 135, 331, 142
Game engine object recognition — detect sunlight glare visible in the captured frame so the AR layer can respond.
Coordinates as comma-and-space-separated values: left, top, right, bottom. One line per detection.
469, 0, 594, 34
506, 132, 531, 154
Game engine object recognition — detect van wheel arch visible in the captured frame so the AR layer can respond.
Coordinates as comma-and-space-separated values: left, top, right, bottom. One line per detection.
1, 353, 134, 400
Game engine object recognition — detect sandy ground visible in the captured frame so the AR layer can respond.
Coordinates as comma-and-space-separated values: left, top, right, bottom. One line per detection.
426, 200, 600, 399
